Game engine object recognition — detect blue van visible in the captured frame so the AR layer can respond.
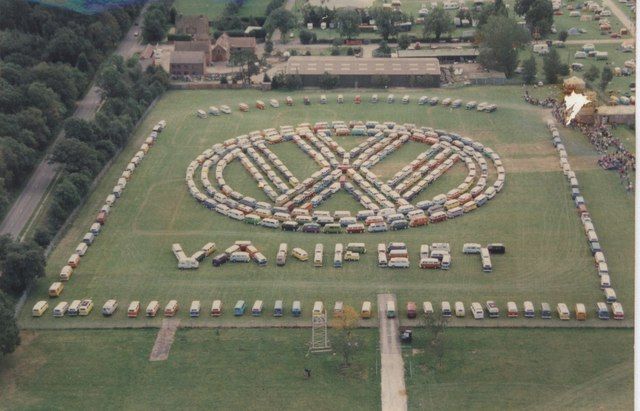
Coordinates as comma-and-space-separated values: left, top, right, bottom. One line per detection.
291, 300, 302, 317
234, 300, 246, 316
274, 300, 284, 317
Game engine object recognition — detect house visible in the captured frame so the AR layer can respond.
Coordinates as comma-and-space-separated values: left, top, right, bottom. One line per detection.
211, 33, 257, 62
595, 105, 635, 126
174, 40, 212, 64
283, 56, 441, 88
175, 14, 210, 41
170, 51, 206, 76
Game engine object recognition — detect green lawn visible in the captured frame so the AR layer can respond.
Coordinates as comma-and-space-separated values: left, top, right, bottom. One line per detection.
173, 0, 271, 21
405, 328, 633, 410
0, 327, 632, 409
0, 328, 380, 410
18, 86, 634, 329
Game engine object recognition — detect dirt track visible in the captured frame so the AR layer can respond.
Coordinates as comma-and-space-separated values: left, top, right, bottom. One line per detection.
378, 293, 408, 411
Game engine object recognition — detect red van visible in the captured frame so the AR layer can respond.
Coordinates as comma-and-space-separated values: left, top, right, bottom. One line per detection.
407, 302, 417, 319
96, 210, 107, 225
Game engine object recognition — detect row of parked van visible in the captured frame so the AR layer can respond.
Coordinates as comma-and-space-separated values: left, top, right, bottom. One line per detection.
187, 120, 505, 233
171, 242, 217, 269
49, 122, 167, 298
33, 297, 625, 321
385, 300, 624, 320
547, 121, 619, 306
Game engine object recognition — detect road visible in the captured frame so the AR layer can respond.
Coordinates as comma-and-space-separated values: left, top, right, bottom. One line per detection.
602, 0, 635, 36
0, 4, 150, 240
377, 293, 408, 411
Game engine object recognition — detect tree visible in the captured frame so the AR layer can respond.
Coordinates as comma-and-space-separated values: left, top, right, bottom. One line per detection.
0, 242, 46, 295
51, 138, 101, 175
475, 0, 509, 27
423, 6, 453, 40
335, 9, 361, 39
142, 8, 168, 43
477, 15, 530, 77
319, 71, 339, 89
64, 118, 96, 144
600, 66, 613, 90
264, 39, 274, 54
97, 66, 130, 99
524, 0, 554, 37
522, 55, 537, 84
369, 7, 402, 41
584, 65, 599, 82
0, 291, 20, 356
331, 305, 360, 368
264, 8, 296, 42
373, 40, 391, 57
543, 47, 562, 83
558, 30, 568, 42
398, 33, 410, 50
299, 29, 316, 45
230, 49, 258, 83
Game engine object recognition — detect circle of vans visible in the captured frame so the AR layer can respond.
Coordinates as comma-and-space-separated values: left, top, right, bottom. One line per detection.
186, 121, 506, 232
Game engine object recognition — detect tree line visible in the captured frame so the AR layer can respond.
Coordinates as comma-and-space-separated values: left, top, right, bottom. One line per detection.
0, 0, 142, 220
36, 57, 169, 247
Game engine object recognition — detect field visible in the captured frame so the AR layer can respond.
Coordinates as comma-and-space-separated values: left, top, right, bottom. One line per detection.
0, 328, 380, 410
0, 328, 632, 409
173, 0, 271, 21
17, 86, 634, 329
406, 328, 633, 410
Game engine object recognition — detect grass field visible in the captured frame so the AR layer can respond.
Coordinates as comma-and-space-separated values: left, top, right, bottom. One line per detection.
0, 328, 632, 409
173, 0, 271, 21
405, 328, 633, 410
18, 86, 634, 328
0, 328, 380, 410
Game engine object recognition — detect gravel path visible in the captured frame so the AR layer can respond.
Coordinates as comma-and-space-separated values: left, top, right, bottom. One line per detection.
149, 318, 180, 361
378, 293, 408, 411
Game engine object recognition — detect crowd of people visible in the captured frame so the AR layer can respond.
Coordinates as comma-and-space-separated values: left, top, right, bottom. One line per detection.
523, 90, 635, 193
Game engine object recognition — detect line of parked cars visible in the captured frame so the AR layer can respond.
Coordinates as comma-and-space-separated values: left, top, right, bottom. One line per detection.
547, 121, 620, 308
32, 298, 624, 321
48, 121, 167, 300
187, 121, 506, 234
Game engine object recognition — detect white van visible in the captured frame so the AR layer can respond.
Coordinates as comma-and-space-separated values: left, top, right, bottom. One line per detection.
441, 301, 452, 317
422, 301, 434, 317
462, 243, 482, 254
454, 301, 465, 317
388, 257, 410, 268
190, 301, 201, 317
68, 300, 81, 316
441, 254, 451, 270
471, 302, 484, 319
102, 299, 118, 316
230, 251, 250, 263
600, 274, 611, 289
604, 288, 617, 303
53, 301, 69, 317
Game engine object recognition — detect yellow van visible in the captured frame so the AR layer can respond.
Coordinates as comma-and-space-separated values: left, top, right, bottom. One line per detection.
386, 300, 396, 318
48, 282, 64, 298
292, 248, 309, 261
313, 301, 324, 316
361, 301, 372, 319
78, 299, 93, 316
164, 300, 179, 317
32, 300, 48, 317
575, 303, 587, 321
59, 265, 74, 281
314, 244, 324, 267
454, 301, 465, 317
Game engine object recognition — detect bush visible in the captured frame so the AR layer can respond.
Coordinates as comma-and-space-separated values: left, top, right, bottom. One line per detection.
33, 228, 52, 248
167, 34, 192, 41
299, 29, 316, 45
346, 47, 354, 55
372, 75, 390, 88
330, 46, 341, 55
262, 73, 271, 83
319, 71, 340, 89
398, 34, 411, 50
220, 76, 228, 84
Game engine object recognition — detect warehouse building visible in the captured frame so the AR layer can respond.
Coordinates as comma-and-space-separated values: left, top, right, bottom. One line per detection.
284, 56, 441, 88
397, 48, 479, 63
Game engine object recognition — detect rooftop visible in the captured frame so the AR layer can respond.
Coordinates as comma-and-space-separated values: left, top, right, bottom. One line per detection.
397, 48, 480, 58
170, 51, 205, 65
285, 56, 440, 76
596, 105, 635, 116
